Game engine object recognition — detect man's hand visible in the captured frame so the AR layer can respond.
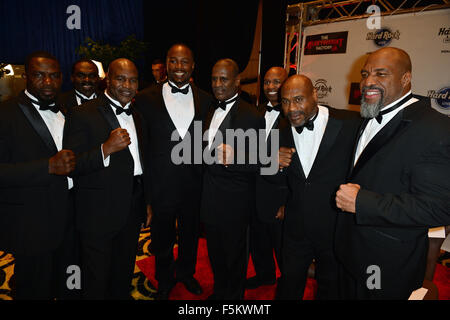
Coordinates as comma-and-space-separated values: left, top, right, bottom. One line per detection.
335, 183, 361, 213
276, 206, 285, 220
102, 128, 131, 158
49, 150, 76, 175
217, 144, 234, 166
145, 204, 153, 227
278, 147, 296, 170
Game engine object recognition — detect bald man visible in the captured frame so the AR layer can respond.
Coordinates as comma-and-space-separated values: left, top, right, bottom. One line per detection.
64, 58, 151, 299
335, 47, 450, 299
246, 67, 288, 289
202, 58, 265, 300
275, 74, 360, 300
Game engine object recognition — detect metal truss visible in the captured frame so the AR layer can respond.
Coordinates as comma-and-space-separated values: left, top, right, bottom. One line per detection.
284, 0, 450, 73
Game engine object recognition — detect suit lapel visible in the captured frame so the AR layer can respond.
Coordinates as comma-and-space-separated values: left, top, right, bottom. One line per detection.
285, 127, 306, 180
191, 84, 201, 121
351, 108, 412, 179
97, 94, 120, 130
17, 93, 58, 154
132, 108, 146, 168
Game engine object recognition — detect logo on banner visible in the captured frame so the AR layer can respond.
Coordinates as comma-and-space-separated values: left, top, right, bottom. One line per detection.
438, 27, 450, 43
348, 83, 362, 105
314, 79, 332, 100
366, 28, 400, 47
428, 87, 450, 110
304, 32, 348, 55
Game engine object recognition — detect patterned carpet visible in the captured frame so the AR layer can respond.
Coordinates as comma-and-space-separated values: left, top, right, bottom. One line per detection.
1, 227, 449, 300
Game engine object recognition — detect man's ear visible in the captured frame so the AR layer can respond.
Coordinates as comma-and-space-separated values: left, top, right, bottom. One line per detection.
235, 74, 241, 87
312, 87, 318, 103
401, 71, 411, 88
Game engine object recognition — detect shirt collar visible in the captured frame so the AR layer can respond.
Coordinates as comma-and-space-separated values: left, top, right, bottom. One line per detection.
75, 89, 96, 100
168, 80, 190, 90
24, 89, 55, 106
104, 90, 131, 109
381, 90, 412, 111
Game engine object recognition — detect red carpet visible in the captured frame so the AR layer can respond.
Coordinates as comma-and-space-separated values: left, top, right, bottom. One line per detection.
136, 238, 449, 300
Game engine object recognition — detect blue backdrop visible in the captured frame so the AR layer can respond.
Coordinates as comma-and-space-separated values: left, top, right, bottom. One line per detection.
0, 0, 144, 90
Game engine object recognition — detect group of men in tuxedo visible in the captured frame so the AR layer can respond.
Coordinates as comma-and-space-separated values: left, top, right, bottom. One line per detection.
0, 44, 448, 300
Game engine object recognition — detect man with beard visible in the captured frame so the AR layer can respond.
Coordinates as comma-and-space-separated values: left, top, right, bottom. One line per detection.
335, 47, 450, 299
58, 59, 100, 111
275, 75, 360, 299
134, 44, 211, 300
246, 67, 288, 290
0, 51, 77, 299
64, 58, 151, 299
202, 58, 264, 300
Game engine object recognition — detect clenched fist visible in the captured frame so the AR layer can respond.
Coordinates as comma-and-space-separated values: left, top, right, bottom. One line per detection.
278, 147, 296, 170
102, 128, 131, 158
217, 144, 234, 166
49, 149, 76, 175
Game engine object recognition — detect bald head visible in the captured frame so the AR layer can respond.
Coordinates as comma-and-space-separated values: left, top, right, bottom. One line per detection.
211, 58, 241, 101
263, 67, 288, 105
360, 47, 412, 117
107, 58, 138, 106
280, 74, 318, 127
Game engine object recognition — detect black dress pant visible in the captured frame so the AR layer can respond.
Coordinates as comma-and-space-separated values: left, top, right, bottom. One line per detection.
150, 198, 200, 291
249, 215, 283, 282
14, 192, 80, 300
205, 221, 249, 300
79, 177, 145, 300
276, 235, 339, 300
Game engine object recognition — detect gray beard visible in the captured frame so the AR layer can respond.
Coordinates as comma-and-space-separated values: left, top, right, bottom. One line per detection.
360, 92, 384, 119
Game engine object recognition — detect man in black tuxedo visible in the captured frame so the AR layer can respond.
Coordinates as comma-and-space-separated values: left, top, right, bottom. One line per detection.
64, 58, 151, 299
58, 59, 100, 111
0, 51, 77, 299
335, 47, 450, 299
275, 75, 360, 300
134, 44, 211, 299
246, 67, 288, 290
202, 59, 265, 300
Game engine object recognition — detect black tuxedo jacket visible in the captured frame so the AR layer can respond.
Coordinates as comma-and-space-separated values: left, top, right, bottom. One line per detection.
279, 107, 361, 246
57, 89, 78, 112
335, 97, 450, 299
255, 104, 289, 223
134, 83, 213, 211
0, 92, 70, 255
201, 97, 265, 225
63, 93, 150, 235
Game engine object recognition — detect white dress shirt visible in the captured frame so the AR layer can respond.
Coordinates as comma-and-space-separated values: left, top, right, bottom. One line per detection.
354, 91, 417, 165
291, 105, 329, 178
103, 91, 143, 176
74, 89, 96, 106
162, 81, 194, 140
207, 93, 238, 149
24, 90, 73, 189
264, 101, 281, 141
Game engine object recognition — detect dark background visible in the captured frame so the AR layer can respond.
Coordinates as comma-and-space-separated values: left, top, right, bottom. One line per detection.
0, 0, 293, 94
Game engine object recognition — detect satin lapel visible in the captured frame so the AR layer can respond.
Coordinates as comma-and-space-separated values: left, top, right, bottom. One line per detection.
97, 95, 120, 130
132, 108, 145, 167
308, 112, 342, 180
286, 127, 306, 180
17, 94, 58, 154
348, 118, 369, 179
351, 109, 411, 179
191, 84, 201, 121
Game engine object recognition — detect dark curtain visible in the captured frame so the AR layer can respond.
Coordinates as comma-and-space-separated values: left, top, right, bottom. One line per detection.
0, 0, 144, 90
143, 0, 259, 93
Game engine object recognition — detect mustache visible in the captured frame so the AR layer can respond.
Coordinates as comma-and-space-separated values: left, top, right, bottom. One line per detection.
287, 110, 306, 118
80, 81, 95, 86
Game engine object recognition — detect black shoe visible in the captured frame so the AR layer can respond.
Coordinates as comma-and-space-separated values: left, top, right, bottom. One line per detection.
155, 287, 172, 300
245, 276, 276, 289
179, 277, 203, 295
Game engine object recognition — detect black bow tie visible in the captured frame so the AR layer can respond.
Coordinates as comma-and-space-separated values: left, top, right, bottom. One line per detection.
266, 103, 281, 112
168, 82, 189, 95
374, 93, 413, 124
26, 95, 59, 113
294, 111, 318, 134
215, 96, 238, 111
105, 96, 133, 116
